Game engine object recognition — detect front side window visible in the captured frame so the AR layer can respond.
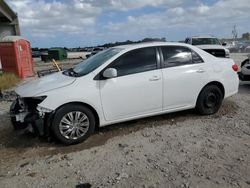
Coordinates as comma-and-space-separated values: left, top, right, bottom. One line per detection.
161, 46, 192, 68
111, 47, 157, 77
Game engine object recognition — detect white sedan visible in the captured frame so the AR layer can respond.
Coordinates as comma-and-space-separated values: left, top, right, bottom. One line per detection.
11, 42, 239, 144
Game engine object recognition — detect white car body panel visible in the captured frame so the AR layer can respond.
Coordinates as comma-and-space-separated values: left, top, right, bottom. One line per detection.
162, 63, 211, 110
99, 69, 163, 121
35, 73, 105, 123
15, 42, 239, 127
15, 72, 76, 97
212, 58, 239, 98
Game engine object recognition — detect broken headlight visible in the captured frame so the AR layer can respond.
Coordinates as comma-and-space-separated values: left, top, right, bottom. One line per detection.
37, 106, 53, 113
20, 96, 47, 111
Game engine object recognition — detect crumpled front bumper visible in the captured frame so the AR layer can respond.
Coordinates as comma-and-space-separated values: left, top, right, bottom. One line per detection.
10, 99, 47, 136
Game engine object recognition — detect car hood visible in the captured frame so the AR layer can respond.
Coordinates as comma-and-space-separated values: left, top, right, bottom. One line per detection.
15, 72, 76, 97
196, 45, 226, 50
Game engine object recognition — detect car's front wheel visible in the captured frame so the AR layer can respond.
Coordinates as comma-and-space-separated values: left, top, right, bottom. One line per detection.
52, 104, 96, 145
196, 85, 223, 115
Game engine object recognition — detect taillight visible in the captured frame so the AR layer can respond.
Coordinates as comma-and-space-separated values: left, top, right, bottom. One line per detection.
232, 64, 238, 72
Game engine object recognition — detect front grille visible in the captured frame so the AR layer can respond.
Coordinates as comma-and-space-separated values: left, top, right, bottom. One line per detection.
204, 49, 226, 57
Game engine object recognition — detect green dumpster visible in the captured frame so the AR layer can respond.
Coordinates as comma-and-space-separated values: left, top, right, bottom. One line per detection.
48, 48, 67, 61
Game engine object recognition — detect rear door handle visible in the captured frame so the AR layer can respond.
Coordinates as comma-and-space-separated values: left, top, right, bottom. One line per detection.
196, 69, 205, 73
149, 75, 161, 81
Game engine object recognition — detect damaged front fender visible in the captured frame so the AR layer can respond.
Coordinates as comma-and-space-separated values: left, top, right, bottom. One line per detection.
10, 96, 53, 136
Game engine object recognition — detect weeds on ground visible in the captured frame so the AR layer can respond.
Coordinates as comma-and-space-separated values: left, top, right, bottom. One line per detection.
0, 73, 20, 93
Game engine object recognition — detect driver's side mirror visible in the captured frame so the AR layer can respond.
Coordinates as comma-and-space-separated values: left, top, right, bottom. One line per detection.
103, 68, 117, 79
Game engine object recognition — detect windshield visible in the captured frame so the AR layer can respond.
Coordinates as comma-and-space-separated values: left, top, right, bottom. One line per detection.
71, 48, 122, 77
192, 38, 221, 45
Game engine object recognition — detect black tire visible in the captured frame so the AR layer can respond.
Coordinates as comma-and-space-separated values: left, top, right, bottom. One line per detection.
196, 85, 223, 115
52, 104, 96, 145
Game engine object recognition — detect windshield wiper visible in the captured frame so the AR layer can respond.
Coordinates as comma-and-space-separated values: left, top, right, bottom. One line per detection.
63, 68, 78, 77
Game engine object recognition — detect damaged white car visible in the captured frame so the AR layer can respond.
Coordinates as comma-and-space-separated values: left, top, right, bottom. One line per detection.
11, 42, 239, 145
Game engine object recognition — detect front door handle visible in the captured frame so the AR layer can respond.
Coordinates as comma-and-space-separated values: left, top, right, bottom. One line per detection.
196, 69, 205, 73
149, 76, 161, 81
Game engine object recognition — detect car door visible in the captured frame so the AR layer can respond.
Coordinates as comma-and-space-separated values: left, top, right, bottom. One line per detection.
99, 47, 163, 121
160, 46, 210, 110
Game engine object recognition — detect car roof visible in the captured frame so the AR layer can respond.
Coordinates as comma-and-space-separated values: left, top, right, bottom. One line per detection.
114, 42, 193, 51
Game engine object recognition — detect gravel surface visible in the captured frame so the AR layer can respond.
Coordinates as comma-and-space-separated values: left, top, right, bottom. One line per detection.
0, 82, 249, 188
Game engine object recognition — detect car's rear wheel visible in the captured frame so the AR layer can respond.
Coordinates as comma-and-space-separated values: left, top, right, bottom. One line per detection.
196, 85, 223, 115
52, 104, 96, 145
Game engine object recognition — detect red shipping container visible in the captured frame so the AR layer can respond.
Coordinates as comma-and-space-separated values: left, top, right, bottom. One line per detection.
0, 36, 34, 79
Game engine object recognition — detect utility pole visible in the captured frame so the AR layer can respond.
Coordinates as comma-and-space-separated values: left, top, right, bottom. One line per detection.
232, 25, 238, 42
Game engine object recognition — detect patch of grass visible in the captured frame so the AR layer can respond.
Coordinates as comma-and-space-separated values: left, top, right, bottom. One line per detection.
0, 73, 20, 90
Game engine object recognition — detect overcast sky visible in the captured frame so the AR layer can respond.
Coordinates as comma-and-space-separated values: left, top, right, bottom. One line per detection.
6, 0, 250, 48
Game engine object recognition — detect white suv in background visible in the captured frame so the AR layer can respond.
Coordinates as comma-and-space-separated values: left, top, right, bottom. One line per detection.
185, 36, 230, 58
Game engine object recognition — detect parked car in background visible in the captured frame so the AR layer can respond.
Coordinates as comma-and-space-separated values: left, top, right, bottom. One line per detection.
244, 45, 250, 53
185, 36, 230, 58
10, 42, 239, 145
226, 41, 248, 53
239, 54, 250, 81
31, 48, 41, 58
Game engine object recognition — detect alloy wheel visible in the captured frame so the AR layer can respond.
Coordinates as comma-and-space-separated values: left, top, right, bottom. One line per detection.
59, 111, 90, 140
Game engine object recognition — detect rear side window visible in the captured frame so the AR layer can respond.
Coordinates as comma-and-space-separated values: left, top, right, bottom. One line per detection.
161, 46, 192, 68
192, 51, 204, 64
111, 47, 157, 77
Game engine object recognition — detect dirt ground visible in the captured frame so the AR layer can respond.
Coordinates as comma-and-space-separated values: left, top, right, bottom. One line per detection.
0, 81, 249, 188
